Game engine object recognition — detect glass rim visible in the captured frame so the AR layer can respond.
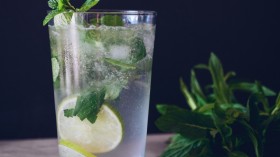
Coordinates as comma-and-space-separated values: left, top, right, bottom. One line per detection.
50, 9, 157, 15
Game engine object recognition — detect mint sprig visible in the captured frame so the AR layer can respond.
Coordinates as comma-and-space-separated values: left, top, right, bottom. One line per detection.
156, 53, 280, 157
43, 0, 100, 26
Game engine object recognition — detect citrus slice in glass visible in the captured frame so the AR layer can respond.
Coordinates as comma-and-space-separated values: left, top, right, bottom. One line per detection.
57, 96, 123, 153
59, 140, 96, 157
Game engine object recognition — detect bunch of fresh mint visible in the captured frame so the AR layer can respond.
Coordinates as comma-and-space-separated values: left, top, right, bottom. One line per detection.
43, 0, 100, 25
156, 53, 280, 157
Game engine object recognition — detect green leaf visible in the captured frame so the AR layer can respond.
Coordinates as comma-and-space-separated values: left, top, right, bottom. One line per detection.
78, 0, 100, 12
156, 104, 188, 115
239, 120, 262, 157
190, 70, 207, 106
48, 0, 58, 9
161, 134, 213, 157
180, 78, 197, 110
228, 151, 248, 157
194, 64, 209, 70
155, 105, 216, 139
212, 104, 233, 145
130, 37, 147, 63
229, 82, 276, 96
101, 15, 124, 26
73, 89, 105, 123
57, 0, 65, 10
43, 10, 64, 26
247, 96, 261, 129
254, 81, 270, 113
224, 71, 236, 81
44, 0, 98, 26
197, 103, 214, 114
104, 58, 136, 70
271, 92, 280, 115
208, 53, 232, 104
64, 108, 74, 117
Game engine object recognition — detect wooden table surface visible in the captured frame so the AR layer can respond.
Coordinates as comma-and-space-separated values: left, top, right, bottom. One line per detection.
0, 134, 171, 157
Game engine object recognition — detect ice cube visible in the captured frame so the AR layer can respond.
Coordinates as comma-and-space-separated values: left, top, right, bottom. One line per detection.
108, 45, 131, 60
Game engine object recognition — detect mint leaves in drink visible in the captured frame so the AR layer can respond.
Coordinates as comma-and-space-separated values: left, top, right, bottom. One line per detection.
43, 0, 100, 26
64, 89, 105, 123
156, 53, 280, 157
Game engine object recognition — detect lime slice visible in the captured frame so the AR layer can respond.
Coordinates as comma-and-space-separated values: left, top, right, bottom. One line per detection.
59, 140, 96, 157
51, 58, 59, 82
57, 96, 123, 153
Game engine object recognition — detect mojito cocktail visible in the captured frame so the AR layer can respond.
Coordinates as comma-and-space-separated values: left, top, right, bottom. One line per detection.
48, 11, 156, 157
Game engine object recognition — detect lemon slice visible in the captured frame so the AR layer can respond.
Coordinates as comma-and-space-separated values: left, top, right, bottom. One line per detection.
57, 96, 123, 153
59, 140, 96, 157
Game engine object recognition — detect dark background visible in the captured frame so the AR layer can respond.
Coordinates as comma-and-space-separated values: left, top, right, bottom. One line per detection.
0, 0, 280, 139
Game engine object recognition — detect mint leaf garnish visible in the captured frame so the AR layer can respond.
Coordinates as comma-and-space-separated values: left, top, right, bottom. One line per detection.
43, 10, 64, 26
77, 0, 100, 12
48, 0, 58, 9
64, 89, 105, 123
74, 89, 105, 123
43, 0, 100, 26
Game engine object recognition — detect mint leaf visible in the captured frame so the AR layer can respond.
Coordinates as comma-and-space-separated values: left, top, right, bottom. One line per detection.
190, 70, 207, 106
104, 58, 136, 70
272, 92, 280, 115
101, 15, 124, 26
44, 0, 100, 26
224, 71, 236, 81
211, 104, 232, 146
43, 10, 63, 26
64, 109, 74, 117
156, 104, 184, 115
130, 37, 147, 63
229, 82, 276, 96
78, 0, 100, 12
254, 81, 270, 112
209, 53, 232, 104
161, 134, 213, 157
73, 89, 105, 123
179, 78, 197, 110
57, 0, 64, 10
247, 96, 261, 129
228, 151, 248, 157
48, 0, 58, 9
239, 120, 262, 157
155, 105, 216, 139
194, 64, 209, 70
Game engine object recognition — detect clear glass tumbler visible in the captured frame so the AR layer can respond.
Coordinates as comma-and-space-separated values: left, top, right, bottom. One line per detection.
47, 10, 156, 157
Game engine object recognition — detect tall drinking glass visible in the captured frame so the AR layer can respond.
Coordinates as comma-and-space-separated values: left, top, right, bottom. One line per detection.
47, 10, 156, 157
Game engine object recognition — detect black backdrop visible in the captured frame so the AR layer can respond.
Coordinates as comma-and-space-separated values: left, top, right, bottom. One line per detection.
0, 0, 280, 139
